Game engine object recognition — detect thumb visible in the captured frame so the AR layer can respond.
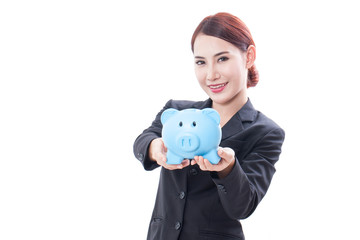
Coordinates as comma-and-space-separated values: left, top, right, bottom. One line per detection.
161, 143, 168, 154
218, 147, 235, 161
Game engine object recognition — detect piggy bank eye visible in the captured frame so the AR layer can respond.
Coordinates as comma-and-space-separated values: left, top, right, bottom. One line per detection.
192, 121, 197, 127
179, 121, 183, 127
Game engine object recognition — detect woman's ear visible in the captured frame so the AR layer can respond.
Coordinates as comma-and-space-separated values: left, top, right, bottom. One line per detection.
246, 45, 256, 69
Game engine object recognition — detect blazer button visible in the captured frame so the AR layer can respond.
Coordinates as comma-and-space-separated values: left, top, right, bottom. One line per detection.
217, 184, 227, 194
179, 191, 185, 199
175, 221, 181, 230
189, 168, 198, 176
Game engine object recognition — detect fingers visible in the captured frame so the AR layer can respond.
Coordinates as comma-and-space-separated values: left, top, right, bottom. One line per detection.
149, 138, 190, 170
180, 159, 190, 168
192, 147, 235, 172
149, 138, 166, 162
154, 151, 167, 166
193, 156, 214, 171
156, 154, 190, 170
161, 159, 190, 170
218, 147, 235, 163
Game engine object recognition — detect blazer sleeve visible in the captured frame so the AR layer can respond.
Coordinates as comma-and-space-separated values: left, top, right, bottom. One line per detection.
212, 127, 285, 220
133, 100, 173, 171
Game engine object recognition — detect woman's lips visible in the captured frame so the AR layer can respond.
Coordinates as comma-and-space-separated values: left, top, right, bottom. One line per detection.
208, 82, 228, 93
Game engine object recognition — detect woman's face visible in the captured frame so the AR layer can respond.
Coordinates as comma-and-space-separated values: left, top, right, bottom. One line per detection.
193, 34, 249, 106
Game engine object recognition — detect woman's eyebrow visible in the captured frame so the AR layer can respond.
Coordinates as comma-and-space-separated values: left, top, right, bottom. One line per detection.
214, 51, 229, 57
194, 51, 230, 59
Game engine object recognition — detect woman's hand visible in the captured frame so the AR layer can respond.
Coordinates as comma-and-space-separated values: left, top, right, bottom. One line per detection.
191, 147, 236, 178
149, 138, 190, 170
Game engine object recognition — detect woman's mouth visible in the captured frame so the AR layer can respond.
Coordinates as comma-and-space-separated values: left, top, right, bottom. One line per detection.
208, 83, 228, 93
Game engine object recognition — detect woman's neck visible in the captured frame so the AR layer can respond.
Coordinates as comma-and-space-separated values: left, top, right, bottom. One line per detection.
212, 92, 248, 128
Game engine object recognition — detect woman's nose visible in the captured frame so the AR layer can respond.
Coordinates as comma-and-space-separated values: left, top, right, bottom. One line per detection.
206, 66, 220, 81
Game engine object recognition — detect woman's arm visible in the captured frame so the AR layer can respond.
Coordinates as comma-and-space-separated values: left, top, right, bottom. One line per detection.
212, 127, 285, 220
133, 100, 190, 171
133, 102, 167, 171
193, 127, 285, 219
133, 129, 161, 171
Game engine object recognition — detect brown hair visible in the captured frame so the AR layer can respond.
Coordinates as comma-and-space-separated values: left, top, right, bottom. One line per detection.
191, 12, 259, 88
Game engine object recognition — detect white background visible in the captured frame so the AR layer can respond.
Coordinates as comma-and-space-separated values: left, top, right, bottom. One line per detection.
1, 0, 360, 239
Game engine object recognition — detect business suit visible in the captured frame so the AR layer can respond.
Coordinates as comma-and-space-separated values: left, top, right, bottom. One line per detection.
133, 98, 285, 240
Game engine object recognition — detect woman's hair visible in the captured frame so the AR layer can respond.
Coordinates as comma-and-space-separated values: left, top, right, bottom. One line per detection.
191, 12, 259, 88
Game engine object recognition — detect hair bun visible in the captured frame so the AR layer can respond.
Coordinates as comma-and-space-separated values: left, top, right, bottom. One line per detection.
247, 64, 259, 88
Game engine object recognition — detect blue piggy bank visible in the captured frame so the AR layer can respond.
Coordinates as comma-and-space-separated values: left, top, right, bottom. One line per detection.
161, 108, 222, 165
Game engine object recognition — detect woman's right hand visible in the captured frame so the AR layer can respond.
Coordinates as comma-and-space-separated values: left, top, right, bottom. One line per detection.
149, 138, 190, 170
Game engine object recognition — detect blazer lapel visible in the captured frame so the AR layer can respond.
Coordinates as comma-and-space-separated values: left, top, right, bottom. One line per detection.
221, 98, 257, 140
193, 98, 257, 140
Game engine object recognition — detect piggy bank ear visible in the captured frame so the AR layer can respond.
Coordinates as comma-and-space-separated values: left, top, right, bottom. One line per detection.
202, 108, 220, 125
161, 108, 178, 124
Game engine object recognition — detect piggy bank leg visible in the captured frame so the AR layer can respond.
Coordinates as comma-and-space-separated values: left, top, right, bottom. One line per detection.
166, 150, 184, 165
203, 149, 221, 165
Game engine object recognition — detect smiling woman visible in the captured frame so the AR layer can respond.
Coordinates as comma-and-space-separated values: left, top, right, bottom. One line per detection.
133, 12, 285, 240
191, 12, 259, 88
192, 35, 253, 124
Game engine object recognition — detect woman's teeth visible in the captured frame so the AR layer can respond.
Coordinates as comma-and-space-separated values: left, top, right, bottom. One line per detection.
210, 83, 226, 89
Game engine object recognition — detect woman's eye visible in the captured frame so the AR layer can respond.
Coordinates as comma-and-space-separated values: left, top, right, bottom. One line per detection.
218, 56, 229, 62
195, 60, 205, 65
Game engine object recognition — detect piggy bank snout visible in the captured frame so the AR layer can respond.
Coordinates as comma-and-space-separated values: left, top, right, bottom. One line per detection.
176, 133, 200, 152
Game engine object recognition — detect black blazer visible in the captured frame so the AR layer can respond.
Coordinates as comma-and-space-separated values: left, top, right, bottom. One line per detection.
133, 98, 285, 240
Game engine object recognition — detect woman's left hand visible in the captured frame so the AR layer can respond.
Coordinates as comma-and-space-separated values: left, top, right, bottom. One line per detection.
191, 147, 236, 178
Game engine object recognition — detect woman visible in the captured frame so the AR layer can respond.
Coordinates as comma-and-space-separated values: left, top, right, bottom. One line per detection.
133, 12, 285, 240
